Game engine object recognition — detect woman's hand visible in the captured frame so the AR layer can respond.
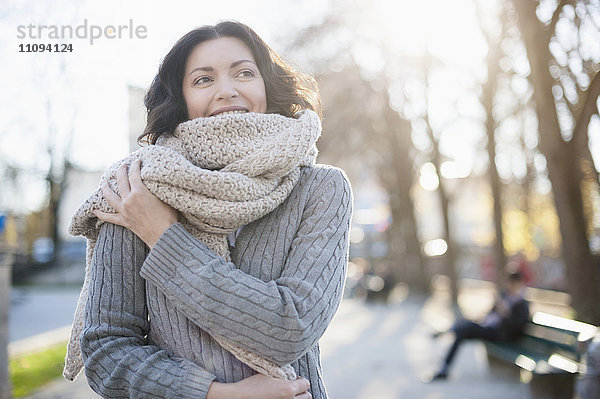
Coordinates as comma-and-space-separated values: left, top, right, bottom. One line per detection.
93, 159, 178, 249
207, 374, 311, 399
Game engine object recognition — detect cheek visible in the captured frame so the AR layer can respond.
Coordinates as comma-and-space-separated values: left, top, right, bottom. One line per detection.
184, 90, 210, 118
255, 83, 268, 112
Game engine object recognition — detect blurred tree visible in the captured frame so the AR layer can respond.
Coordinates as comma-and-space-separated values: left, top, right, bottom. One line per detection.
286, 13, 429, 295
284, 1, 498, 299
317, 63, 428, 294
381, 103, 427, 292
511, 0, 600, 323
0, 2, 79, 265
419, 56, 460, 304
43, 97, 75, 264
476, 0, 562, 265
477, 2, 508, 285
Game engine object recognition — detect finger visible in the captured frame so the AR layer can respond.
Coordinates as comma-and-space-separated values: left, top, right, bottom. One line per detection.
291, 377, 310, 394
93, 210, 122, 225
116, 163, 131, 197
295, 393, 312, 399
101, 180, 123, 211
128, 159, 146, 191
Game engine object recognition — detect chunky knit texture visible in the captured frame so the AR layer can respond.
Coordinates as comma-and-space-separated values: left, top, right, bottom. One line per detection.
64, 110, 322, 381
81, 165, 352, 398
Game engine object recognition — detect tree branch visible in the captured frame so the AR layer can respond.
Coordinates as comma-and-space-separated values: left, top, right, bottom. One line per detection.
574, 70, 600, 135
557, 67, 580, 110
549, 0, 574, 35
573, 71, 600, 163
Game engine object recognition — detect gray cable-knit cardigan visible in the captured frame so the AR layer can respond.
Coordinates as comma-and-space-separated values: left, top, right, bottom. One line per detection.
80, 164, 352, 399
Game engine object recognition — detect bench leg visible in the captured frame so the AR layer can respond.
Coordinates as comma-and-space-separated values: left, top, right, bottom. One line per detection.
528, 373, 575, 399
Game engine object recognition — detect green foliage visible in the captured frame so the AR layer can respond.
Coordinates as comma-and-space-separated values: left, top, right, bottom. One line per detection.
9, 342, 66, 398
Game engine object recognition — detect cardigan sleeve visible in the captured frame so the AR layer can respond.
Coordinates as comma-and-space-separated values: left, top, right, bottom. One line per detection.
80, 222, 217, 399
140, 167, 352, 365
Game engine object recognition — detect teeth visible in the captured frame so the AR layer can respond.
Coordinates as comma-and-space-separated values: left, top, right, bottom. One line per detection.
216, 110, 247, 116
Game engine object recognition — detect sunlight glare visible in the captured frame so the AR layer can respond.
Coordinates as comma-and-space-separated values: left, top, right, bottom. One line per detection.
419, 162, 440, 191
440, 161, 470, 179
423, 238, 448, 256
368, 0, 486, 68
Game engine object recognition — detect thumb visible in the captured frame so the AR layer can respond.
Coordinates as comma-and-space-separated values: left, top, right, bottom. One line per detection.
291, 377, 310, 394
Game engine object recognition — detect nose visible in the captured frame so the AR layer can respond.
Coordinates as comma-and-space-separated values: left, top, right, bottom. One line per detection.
215, 77, 238, 100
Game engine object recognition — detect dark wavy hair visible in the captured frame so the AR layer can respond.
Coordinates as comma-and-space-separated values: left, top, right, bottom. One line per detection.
139, 20, 321, 145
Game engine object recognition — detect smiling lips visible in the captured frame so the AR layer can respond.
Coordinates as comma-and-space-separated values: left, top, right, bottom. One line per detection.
210, 106, 249, 117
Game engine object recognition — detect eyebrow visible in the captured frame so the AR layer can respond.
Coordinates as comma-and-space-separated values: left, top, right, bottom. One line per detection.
188, 59, 257, 76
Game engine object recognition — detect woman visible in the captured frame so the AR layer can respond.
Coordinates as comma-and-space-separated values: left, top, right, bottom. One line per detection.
63, 21, 352, 399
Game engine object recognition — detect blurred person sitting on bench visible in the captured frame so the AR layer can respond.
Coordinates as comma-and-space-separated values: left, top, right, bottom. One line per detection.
430, 270, 530, 380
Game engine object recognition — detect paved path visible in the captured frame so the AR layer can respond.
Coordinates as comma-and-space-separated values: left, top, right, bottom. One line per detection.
10, 286, 80, 343
13, 281, 535, 398
320, 292, 526, 398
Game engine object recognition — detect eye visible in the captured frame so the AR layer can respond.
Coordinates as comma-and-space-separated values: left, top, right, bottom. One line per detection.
237, 69, 255, 78
193, 76, 213, 86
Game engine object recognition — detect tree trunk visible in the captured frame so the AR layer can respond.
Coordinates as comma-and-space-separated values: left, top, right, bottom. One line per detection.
383, 104, 428, 292
46, 158, 69, 264
512, 0, 600, 323
438, 175, 459, 305
424, 118, 459, 305
481, 30, 507, 285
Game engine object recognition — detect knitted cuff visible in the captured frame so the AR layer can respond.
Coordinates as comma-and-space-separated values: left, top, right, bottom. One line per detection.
177, 361, 217, 399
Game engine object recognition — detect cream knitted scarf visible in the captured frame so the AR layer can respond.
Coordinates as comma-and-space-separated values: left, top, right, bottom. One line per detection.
63, 110, 321, 381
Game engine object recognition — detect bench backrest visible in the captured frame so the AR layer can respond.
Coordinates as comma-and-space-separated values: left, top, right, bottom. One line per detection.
519, 312, 599, 372
530, 312, 598, 343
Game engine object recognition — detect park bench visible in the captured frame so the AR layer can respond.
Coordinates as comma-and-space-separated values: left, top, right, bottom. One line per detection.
483, 311, 598, 399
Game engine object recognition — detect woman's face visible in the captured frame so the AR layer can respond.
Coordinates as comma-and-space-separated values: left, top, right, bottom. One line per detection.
182, 37, 267, 119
